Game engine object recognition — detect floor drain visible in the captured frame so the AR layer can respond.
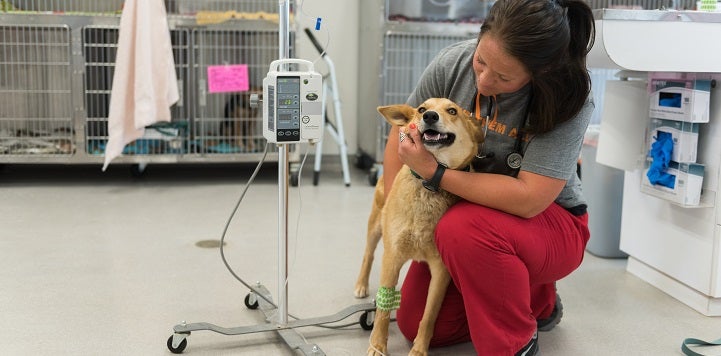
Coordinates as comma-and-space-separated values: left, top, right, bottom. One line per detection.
195, 239, 226, 248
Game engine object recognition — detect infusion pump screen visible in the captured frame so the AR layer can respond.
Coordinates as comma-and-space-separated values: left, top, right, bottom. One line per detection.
275, 76, 301, 141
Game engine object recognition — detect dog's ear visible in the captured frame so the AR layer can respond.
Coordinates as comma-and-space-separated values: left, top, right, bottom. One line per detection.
475, 123, 486, 145
471, 118, 486, 146
377, 104, 415, 127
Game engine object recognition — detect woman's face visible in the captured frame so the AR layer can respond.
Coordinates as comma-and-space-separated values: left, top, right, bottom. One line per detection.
472, 35, 531, 97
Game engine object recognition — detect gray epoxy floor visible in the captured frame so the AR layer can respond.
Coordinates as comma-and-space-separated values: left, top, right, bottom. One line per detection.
1, 158, 719, 356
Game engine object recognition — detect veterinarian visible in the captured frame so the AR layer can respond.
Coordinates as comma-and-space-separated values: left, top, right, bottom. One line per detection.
384, 0, 594, 354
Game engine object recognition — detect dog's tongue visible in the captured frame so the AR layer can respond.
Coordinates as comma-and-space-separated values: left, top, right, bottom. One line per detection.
424, 132, 442, 141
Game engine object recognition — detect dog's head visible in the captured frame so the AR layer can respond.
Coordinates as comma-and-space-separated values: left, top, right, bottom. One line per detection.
378, 98, 483, 170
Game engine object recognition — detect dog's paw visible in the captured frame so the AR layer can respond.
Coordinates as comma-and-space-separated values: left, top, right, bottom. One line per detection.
354, 284, 369, 298
409, 337, 431, 356
367, 344, 387, 356
408, 346, 429, 356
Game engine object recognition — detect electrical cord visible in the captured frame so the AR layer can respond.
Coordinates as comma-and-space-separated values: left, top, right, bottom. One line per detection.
286, 143, 310, 292
218, 142, 274, 306
218, 141, 365, 330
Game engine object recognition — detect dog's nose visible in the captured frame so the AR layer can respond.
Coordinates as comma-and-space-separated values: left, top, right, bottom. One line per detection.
423, 111, 439, 125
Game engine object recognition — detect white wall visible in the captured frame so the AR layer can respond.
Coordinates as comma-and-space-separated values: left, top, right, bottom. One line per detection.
294, 0, 360, 155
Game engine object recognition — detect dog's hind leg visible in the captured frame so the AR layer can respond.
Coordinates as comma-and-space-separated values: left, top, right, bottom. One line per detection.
354, 215, 381, 298
354, 178, 384, 298
410, 258, 452, 356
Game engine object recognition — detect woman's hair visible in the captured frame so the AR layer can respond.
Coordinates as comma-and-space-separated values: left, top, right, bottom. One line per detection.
480, 0, 595, 134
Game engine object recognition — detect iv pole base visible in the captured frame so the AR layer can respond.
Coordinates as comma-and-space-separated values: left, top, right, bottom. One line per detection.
167, 284, 376, 355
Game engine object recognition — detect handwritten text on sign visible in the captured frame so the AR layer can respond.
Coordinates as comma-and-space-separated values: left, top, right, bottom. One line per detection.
207, 64, 250, 93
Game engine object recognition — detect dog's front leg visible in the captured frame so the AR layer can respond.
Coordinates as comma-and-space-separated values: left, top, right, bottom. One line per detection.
410, 258, 451, 356
368, 250, 404, 356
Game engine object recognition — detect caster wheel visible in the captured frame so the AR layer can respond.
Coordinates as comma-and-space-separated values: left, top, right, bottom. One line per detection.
167, 335, 188, 354
245, 293, 259, 310
354, 152, 374, 170
359, 311, 374, 331
368, 168, 378, 186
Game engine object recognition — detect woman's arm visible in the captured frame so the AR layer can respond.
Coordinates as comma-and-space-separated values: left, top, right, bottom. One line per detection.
442, 169, 565, 218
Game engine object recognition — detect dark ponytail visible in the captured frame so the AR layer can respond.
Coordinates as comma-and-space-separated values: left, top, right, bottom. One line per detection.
564, 0, 595, 61
480, 0, 595, 134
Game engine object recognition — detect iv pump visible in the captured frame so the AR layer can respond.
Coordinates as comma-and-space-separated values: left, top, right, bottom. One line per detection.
262, 58, 324, 144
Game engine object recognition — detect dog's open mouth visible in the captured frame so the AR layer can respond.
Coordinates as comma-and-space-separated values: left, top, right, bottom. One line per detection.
421, 129, 456, 146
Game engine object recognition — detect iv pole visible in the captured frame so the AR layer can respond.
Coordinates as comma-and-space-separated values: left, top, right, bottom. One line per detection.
166, 2, 376, 354
277, 0, 291, 330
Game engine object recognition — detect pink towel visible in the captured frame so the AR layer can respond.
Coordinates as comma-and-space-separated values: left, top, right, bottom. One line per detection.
102, 0, 179, 171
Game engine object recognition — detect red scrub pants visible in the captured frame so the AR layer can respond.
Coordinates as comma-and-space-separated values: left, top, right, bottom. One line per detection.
396, 201, 590, 355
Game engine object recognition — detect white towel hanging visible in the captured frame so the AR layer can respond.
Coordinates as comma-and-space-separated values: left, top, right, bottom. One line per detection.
102, 0, 179, 171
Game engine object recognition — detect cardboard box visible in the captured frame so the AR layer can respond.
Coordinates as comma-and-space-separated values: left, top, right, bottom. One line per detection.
641, 159, 704, 206
649, 78, 712, 123
647, 118, 699, 163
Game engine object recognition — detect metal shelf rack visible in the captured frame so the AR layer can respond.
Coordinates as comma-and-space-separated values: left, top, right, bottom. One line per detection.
0, 0, 298, 171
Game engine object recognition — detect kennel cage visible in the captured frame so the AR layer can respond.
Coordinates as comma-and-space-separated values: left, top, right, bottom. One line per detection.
0, 0, 297, 170
356, 0, 699, 186
82, 24, 193, 159
0, 23, 75, 159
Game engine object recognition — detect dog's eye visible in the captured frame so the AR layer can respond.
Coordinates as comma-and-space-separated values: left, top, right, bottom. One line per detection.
418, 107, 426, 114
447, 108, 457, 115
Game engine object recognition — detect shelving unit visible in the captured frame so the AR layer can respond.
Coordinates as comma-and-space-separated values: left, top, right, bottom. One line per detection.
590, 8, 721, 316
0, 0, 297, 171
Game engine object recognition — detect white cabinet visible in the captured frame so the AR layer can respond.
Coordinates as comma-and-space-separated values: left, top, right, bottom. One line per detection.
590, 9, 721, 316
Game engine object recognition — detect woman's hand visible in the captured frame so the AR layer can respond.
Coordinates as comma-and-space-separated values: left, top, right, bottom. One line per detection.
398, 123, 437, 180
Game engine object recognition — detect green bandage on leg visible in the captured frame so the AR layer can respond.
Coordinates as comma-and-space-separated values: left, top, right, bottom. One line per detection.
376, 286, 401, 311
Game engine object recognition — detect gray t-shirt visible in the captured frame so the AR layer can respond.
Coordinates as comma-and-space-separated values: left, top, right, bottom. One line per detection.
406, 39, 593, 210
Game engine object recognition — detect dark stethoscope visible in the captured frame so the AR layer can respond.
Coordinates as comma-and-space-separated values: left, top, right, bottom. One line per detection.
472, 93, 527, 177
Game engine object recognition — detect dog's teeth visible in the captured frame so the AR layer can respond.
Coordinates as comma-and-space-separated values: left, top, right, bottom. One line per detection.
424, 133, 441, 141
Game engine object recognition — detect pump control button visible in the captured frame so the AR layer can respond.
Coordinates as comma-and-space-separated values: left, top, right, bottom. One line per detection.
306, 93, 318, 101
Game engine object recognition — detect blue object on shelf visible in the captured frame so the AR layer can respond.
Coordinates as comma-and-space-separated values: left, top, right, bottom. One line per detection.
647, 131, 675, 188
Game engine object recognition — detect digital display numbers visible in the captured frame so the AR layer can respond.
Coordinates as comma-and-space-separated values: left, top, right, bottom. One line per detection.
278, 77, 300, 94
280, 98, 293, 106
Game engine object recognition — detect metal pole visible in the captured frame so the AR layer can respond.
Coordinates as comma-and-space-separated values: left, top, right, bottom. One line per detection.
279, 0, 290, 60
277, 0, 291, 327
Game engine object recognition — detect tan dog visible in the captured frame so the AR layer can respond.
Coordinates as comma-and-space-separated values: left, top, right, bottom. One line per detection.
356, 98, 483, 356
